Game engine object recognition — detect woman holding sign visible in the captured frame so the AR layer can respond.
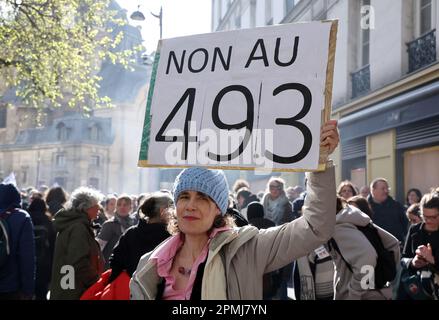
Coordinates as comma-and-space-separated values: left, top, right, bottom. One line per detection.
130, 120, 339, 300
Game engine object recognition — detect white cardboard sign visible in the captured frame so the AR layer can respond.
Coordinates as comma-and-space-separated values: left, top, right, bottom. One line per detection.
138, 20, 337, 171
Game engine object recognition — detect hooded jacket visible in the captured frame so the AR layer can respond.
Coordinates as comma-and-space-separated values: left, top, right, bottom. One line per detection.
50, 208, 104, 299
331, 205, 400, 300
130, 163, 336, 300
0, 183, 35, 296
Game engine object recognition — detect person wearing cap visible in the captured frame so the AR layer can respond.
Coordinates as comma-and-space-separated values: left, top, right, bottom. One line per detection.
130, 120, 339, 300
0, 183, 35, 300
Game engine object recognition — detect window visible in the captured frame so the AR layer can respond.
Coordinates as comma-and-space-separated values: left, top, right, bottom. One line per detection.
361, 25, 370, 66
89, 177, 99, 190
404, 146, 439, 196
408, 0, 436, 72
234, 2, 241, 29
351, 168, 366, 191
250, 0, 256, 28
91, 155, 100, 167
21, 168, 28, 185
265, 0, 273, 25
312, 0, 326, 19
285, 0, 296, 14
216, 0, 222, 27
89, 124, 101, 141
0, 105, 6, 128
55, 154, 66, 167
420, 0, 432, 35
221, 0, 227, 19
56, 122, 69, 141
235, 15, 241, 28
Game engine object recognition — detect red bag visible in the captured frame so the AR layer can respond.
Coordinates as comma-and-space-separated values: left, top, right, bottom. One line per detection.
80, 269, 131, 300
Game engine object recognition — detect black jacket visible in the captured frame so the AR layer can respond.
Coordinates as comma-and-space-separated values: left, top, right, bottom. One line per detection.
368, 195, 408, 243
402, 222, 439, 274
109, 219, 170, 282
27, 200, 56, 300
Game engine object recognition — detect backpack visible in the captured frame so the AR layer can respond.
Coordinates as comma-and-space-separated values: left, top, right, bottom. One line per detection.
310, 246, 335, 300
400, 262, 438, 300
0, 213, 11, 268
330, 223, 396, 290
34, 225, 50, 264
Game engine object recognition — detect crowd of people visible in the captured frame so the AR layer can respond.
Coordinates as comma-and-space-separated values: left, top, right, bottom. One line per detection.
0, 120, 438, 300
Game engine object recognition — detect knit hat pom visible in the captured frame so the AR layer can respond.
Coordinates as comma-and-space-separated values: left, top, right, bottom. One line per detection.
173, 167, 229, 215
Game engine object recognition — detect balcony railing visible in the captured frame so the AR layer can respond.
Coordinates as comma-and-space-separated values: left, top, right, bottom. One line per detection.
407, 29, 436, 73
351, 64, 370, 99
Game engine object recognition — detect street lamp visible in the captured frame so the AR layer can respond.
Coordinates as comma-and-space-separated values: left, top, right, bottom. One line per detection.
130, 5, 145, 21
130, 5, 163, 39
151, 6, 163, 39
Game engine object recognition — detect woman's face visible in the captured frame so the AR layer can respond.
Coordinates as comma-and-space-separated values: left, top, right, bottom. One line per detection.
116, 199, 132, 217
269, 183, 282, 200
106, 198, 116, 214
407, 191, 420, 205
339, 185, 354, 200
422, 207, 439, 232
237, 195, 245, 208
176, 191, 220, 236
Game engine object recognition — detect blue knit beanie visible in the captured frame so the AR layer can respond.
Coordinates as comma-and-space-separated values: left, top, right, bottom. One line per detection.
173, 167, 229, 215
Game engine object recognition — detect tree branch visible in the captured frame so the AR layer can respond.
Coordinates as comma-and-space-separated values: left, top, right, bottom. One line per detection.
18, 6, 41, 31
0, 58, 20, 67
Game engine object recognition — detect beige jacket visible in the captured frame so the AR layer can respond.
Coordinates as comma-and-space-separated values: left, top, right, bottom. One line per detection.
331, 205, 400, 300
130, 163, 336, 300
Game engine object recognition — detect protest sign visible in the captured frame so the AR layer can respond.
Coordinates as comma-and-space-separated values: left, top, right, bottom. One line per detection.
138, 20, 337, 171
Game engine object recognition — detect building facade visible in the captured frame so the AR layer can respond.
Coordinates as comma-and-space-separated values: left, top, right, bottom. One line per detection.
212, 0, 439, 201
0, 114, 113, 191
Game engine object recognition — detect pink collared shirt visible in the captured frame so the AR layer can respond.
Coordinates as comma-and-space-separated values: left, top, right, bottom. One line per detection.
150, 226, 230, 300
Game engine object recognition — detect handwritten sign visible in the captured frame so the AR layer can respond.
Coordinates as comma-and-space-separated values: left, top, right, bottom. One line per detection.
138, 20, 337, 171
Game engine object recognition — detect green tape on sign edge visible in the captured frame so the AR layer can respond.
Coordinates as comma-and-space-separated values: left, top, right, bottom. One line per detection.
138, 42, 162, 163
